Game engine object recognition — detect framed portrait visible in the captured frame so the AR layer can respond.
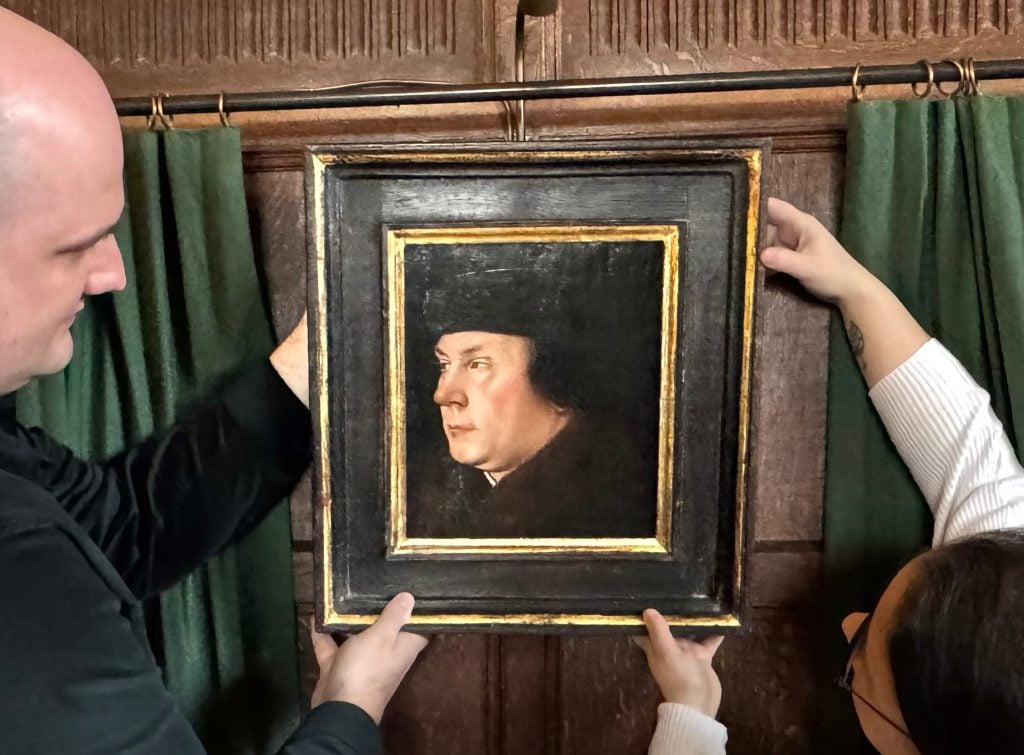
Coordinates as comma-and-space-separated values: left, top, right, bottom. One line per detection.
307, 139, 766, 633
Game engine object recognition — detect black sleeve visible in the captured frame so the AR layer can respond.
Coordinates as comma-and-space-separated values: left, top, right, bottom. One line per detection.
0, 521, 208, 754
279, 704, 383, 755
0, 518, 383, 755
17, 361, 312, 599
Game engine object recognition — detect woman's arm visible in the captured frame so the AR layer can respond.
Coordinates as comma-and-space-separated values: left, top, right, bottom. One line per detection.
762, 198, 1024, 544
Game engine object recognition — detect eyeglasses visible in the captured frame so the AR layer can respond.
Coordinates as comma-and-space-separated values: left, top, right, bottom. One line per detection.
835, 611, 913, 740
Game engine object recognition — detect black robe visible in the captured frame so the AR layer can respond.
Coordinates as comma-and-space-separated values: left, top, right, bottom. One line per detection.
407, 416, 657, 538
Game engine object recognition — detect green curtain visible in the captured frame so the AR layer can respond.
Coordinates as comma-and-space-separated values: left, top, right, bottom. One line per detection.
16, 127, 301, 754
820, 95, 1024, 748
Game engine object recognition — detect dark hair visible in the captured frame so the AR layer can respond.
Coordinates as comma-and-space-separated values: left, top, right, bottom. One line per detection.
888, 529, 1024, 754
523, 334, 590, 414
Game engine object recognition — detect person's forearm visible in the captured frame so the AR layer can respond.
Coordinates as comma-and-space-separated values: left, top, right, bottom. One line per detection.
836, 275, 930, 389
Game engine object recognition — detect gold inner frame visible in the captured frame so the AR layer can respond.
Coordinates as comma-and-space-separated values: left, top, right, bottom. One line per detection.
311, 146, 760, 629
387, 224, 680, 557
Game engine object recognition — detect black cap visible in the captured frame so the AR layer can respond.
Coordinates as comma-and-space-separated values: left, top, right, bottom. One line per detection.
421, 265, 576, 341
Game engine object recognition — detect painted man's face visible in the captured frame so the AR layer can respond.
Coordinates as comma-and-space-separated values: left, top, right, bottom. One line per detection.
433, 331, 568, 481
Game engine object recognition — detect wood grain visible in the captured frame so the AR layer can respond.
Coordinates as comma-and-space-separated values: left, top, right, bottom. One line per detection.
243, 166, 307, 339
381, 634, 498, 753
715, 608, 821, 754
747, 150, 844, 543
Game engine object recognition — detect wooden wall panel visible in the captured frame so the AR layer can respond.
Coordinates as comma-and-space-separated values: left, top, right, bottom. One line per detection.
8, 0, 1023, 99
561, 0, 1024, 77
2, 0, 498, 94
749, 149, 842, 545
498, 635, 559, 754
244, 169, 306, 337
714, 608, 820, 754
380, 635, 500, 753
557, 635, 660, 754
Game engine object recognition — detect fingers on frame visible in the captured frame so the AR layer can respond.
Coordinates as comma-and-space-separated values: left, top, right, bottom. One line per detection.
311, 627, 339, 668
371, 592, 417, 639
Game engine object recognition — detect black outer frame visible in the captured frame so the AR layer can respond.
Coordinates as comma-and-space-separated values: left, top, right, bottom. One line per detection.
306, 137, 768, 635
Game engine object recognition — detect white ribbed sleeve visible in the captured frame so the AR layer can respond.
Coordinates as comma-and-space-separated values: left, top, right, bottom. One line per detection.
647, 703, 727, 755
868, 339, 1024, 546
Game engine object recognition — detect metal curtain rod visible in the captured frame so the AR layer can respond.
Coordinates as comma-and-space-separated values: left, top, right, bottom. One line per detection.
114, 58, 1024, 118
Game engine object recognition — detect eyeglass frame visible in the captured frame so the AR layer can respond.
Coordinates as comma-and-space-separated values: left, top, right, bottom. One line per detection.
834, 611, 914, 741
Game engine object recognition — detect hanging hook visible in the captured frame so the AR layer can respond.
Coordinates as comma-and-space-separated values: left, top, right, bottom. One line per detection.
513, 6, 528, 140
500, 101, 515, 142
511, 0, 559, 141
217, 92, 232, 127
936, 59, 966, 98
911, 59, 934, 99
155, 92, 174, 129
850, 63, 866, 102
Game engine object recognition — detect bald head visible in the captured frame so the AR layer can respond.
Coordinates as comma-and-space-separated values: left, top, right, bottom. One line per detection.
0, 9, 122, 220
0, 9, 126, 393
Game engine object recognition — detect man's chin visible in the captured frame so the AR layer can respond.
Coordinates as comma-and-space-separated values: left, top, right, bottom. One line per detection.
39, 334, 75, 376
0, 350, 72, 396
447, 446, 486, 470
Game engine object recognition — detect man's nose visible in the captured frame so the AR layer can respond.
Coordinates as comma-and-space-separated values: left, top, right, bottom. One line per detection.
83, 236, 127, 296
434, 370, 468, 407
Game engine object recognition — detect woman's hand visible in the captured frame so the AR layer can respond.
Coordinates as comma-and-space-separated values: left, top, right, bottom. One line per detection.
760, 197, 877, 307
760, 197, 929, 387
634, 608, 724, 718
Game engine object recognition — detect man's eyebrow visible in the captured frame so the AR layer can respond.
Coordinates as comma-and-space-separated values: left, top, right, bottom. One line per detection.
56, 221, 119, 254
434, 344, 489, 358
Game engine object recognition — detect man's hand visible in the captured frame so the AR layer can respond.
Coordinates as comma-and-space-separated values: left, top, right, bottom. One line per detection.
634, 608, 724, 718
760, 197, 879, 307
269, 312, 309, 407
310, 592, 429, 724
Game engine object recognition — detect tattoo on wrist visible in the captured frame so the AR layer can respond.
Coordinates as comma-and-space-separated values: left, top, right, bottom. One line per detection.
846, 320, 866, 370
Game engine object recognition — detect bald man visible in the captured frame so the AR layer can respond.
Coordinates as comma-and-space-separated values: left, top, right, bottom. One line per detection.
0, 9, 425, 754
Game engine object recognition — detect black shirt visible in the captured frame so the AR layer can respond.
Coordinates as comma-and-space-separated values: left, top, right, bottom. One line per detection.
0, 364, 380, 755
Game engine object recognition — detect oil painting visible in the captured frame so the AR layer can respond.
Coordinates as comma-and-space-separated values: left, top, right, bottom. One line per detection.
395, 226, 676, 543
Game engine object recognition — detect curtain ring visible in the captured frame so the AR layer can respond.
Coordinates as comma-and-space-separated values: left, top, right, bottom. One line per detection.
147, 94, 159, 130
850, 63, 867, 102
155, 92, 174, 129
963, 56, 981, 95
911, 59, 934, 99
936, 59, 966, 97
217, 92, 231, 127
